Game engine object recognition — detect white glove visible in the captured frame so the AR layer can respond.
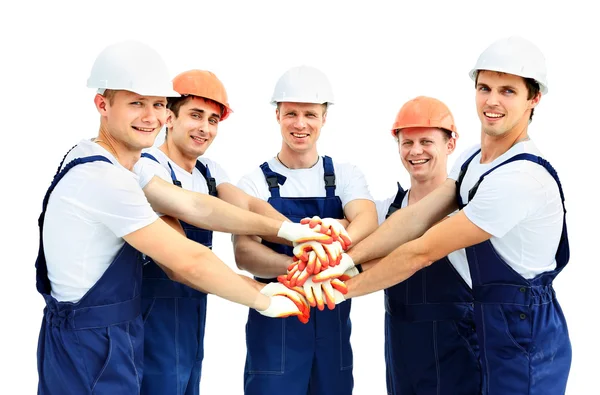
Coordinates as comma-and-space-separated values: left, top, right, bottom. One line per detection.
278, 274, 348, 311
300, 216, 352, 250
259, 282, 310, 323
277, 221, 333, 244
312, 253, 356, 282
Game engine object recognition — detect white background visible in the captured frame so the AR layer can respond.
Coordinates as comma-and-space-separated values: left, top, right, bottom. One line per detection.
1, 0, 597, 393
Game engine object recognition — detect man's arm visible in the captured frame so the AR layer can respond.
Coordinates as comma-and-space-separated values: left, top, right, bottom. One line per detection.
342, 199, 378, 245
217, 182, 292, 245
233, 234, 292, 278
347, 179, 458, 265
143, 176, 283, 237
124, 218, 271, 310
345, 210, 490, 298
217, 183, 288, 221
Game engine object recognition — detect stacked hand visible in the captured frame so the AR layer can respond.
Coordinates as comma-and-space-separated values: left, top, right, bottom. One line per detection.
282, 217, 351, 287
278, 265, 359, 312
257, 282, 311, 323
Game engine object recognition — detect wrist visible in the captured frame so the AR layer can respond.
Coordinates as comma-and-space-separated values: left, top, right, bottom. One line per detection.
254, 293, 271, 311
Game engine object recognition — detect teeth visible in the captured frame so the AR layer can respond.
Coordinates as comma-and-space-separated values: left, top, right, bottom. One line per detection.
485, 112, 503, 118
134, 127, 154, 132
293, 133, 308, 138
191, 136, 206, 142
410, 159, 428, 165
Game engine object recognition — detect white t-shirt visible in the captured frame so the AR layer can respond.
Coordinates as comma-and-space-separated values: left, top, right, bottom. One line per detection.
134, 147, 231, 193
43, 139, 159, 302
375, 189, 471, 287
237, 156, 373, 209
448, 140, 563, 280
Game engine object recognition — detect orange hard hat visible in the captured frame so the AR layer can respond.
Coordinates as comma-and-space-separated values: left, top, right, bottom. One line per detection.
391, 96, 457, 138
172, 70, 233, 120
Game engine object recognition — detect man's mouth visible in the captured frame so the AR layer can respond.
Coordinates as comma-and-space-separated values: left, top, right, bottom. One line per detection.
291, 133, 309, 138
132, 126, 155, 132
484, 112, 504, 119
409, 159, 429, 165
191, 136, 208, 144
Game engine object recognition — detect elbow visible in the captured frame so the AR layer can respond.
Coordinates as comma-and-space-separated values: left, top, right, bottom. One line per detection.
233, 239, 249, 272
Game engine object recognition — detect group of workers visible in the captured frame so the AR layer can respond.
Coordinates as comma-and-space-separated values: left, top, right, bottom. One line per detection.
35, 35, 571, 395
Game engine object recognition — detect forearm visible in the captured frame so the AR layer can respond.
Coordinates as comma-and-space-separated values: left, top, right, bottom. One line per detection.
171, 246, 270, 310
249, 197, 288, 222
181, 192, 284, 237
348, 199, 453, 265
346, 238, 432, 299
345, 211, 378, 246
234, 235, 292, 278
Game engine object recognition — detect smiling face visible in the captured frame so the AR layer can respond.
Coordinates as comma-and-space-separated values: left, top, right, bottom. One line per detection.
166, 96, 222, 159
397, 127, 455, 182
476, 70, 541, 138
276, 102, 327, 155
98, 90, 167, 151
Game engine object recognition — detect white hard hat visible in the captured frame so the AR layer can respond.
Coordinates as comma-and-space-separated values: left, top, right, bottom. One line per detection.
469, 36, 548, 95
271, 65, 335, 105
87, 40, 180, 97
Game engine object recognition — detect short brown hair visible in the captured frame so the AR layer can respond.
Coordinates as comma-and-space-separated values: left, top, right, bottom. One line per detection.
101, 89, 117, 105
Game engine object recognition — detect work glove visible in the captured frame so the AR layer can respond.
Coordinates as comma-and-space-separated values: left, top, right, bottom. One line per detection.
277, 221, 334, 245
300, 216, 352, 250
312, 253, 356, 283
258, 282, 310, 323
292, 240, 344, 277
278, 274, 349, 311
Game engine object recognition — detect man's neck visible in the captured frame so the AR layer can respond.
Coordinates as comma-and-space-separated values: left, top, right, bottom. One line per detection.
408, 171, 447, 205
480, 122, 529, 164
277, 146, 319, 169
159, 138, 196, 173
94, 127, 139, 171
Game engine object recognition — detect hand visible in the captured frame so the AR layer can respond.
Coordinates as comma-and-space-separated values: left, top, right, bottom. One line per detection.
292, 240, 344, 277
277, 221, 333, 245
300, 216, 352, 250
278, 275, 347, 311
258, 283, 310, 323
312, 253, 356, 283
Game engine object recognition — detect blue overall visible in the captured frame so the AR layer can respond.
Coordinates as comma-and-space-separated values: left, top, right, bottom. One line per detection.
383, 183, 481, 395
456, 151, 571, 394
244, 156, 353, 395
140, 153, 216, 395
36, 152, 144, 394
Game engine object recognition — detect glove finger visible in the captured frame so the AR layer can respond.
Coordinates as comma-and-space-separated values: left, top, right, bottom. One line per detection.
313, 266, 344, 283
312, 283, 325, 311
294, 234, 333, 245
321, 281, 336, 310
277, 275, 293, 289
305, 251, 317, 276
289, 268, 303, 287
311, 244, 329, 265
300, 217, 312, 225
286, 264, 299, 281
339, 234, 352, 249
314, 257, 322, 275
303, 283, 317, 307
297, 313, 310, 324
309, 216, 322, 229
295, 268, 311, 287
331, 278, 348, 294
287, 260, 300, 272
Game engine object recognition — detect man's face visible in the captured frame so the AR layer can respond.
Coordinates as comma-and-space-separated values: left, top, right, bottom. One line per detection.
476, 70, 540, 137
397, 127, 455, 182
101, 90, 167, 151
277, 102, 326, 154
167, 97, 221, 158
